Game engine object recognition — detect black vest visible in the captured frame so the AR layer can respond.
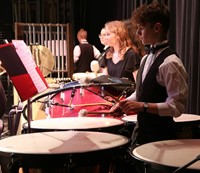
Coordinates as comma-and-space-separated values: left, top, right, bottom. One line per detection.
132, 48, 178, 145
75, 44, 94, 72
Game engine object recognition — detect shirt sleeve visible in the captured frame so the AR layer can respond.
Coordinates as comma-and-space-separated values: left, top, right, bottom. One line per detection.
73, 45, 81, 63
93, 46, 101, 59
157, 54, 188, 117
126, 91, 137, 101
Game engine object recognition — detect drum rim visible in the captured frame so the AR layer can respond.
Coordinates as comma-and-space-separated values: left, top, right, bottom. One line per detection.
0, 131, 130, 154
131, 139, 200, 171
121, 114, 200, 123
23, 117, 125, 130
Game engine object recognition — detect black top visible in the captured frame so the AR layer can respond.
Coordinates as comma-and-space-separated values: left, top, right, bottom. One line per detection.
100, 48, 141, 82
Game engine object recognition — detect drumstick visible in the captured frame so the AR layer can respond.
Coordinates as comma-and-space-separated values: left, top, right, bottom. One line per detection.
50, 102, 113, 108
78, 109, 113, 117
74, 102, 113, 107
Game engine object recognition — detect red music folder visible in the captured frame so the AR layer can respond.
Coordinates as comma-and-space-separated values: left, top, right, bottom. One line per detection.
0, 40, 48, 101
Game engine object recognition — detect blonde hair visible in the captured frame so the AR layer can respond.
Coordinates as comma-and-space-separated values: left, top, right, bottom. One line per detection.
105, 20, 137, 59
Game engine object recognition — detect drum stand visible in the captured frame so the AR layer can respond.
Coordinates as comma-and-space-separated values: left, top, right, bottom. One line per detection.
26, 99, 32, 133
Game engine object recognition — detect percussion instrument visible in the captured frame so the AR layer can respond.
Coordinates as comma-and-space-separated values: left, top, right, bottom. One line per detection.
29, 44, 55, 77
45, 77, 71, 88
174, 114, 200, 139
131, 139, 200, 173
121, 114, 200, 139
72, 72, 103, 82
22, 117, 125, 134
21, 81, 133, 123
48, 81, 115, 118
174, 113, 200, 122
122, 113, 200, 123
0, 131, 130, 173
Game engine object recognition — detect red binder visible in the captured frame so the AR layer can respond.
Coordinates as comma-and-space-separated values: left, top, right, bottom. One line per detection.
0, 40, 48, 101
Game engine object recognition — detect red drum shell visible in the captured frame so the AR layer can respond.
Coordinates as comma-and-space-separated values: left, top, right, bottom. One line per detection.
49, 82, 113, 118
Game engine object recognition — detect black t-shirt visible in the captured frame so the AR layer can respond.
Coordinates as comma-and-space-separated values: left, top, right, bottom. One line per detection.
101, 48, 141, 82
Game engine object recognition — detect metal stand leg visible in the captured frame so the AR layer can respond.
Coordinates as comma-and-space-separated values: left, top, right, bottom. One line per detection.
144, 163, 151, 173
27, 99, 32, 133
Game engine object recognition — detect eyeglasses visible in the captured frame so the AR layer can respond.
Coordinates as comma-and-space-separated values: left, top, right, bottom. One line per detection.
99, 34, 105, 38
99, 33, 111, 38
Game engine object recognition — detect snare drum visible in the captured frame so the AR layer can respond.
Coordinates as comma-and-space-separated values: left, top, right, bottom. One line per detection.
0, 131, 130, 173
22, 117, 125, 134
49, 81, 113, 118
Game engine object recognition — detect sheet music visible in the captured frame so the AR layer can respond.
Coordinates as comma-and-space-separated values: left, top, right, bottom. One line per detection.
12, 40, 48, 93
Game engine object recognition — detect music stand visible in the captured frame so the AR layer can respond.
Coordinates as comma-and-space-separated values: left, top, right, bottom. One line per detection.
0, 41, 48, 133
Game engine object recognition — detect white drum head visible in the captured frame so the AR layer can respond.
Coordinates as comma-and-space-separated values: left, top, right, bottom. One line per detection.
23, 117, 124, 131
121, 114, 200, 123
0, 131, 129, 154
132, 139, 200, 170
174, 114, 200, 122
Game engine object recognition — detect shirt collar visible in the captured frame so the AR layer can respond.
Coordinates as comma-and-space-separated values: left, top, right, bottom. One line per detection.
80, 39, 88, 44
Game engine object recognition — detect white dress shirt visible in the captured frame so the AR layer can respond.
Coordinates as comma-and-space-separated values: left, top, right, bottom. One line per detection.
127, 46, 188, 118
73, 39, 100, 63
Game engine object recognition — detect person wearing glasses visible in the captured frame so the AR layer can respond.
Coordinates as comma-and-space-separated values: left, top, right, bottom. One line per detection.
98, 27, 111, 68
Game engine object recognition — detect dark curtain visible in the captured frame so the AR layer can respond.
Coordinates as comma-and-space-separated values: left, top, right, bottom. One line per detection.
72, 0, 200, 115
72, 0, 118, 50
175, 0, 200, 114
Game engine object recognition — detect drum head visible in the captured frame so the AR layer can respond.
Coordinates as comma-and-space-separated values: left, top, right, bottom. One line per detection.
0, 131, 130, 173
0, 131, 129, 154
23, 117, 124, 131
131, 139, 200, 171
174, 114, 200, 122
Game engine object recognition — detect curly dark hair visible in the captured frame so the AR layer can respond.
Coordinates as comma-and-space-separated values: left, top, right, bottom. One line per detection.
131, 2, 170, 34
